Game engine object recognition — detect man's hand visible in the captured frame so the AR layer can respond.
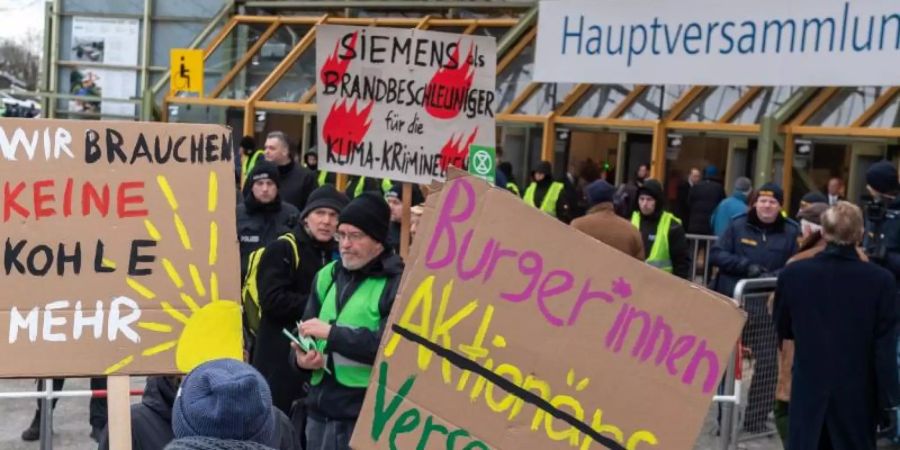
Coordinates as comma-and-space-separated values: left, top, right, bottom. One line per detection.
300, 318, 332, 339
292, 342, 325, 370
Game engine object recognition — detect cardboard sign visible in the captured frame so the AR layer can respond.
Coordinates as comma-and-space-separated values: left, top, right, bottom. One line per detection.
316, 25, 496, 184
0, 118, 242, 378
352, 171, 746, 450
170, 49, 204, 95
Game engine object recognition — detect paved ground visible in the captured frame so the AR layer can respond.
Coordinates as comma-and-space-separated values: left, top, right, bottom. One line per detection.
0, 378, 896, 450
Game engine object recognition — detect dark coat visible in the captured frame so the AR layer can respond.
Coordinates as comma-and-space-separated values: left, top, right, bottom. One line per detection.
529, 162, 572, 223
687, 179, 726, 235
299, 250, 404, 421
344, 176, 383, 198
675, 180, 692, 228
236, 196, 299, 281
864, 196, 900, 284
774, 244, 899, 450
571, 203, 645, 260
710, 209, 800, 297
252, 227, 337, 415
636, 211, 691, 280
277, 162, 317, 211
99, 377, 177, 450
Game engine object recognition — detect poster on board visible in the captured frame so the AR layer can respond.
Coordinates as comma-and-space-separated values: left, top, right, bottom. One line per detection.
316, 25, 497, 185
69, 17, 139, 116
0, 118, 242, 377
351, 170, 747, 450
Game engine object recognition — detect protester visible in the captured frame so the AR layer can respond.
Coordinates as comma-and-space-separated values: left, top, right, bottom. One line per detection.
345, 175, 389, 199
710, 182, 800, 433
384, 184, 424, 254
236, 161, 299, 281
630, 179, 691, 278
798, 191, 828, 217
676, 167, 701, 228
710, 177, 752, 237
170, 359, 300, 450
524, 161, 571, 222
98, 377, 179, 450
20, 378, 106, 442
498, 161, 520, 196
774, 201, 898, 450
240, 136, 264, 188
292, 193, 404, 449
571, 179, 645, 260
252, 185, 347, 427
826, 176, 845, 206
303, 151, 317, 171
410, 204, 425, 241
614, 163, 649, 218
687, 165, 726, 235
259, 131, 317, 211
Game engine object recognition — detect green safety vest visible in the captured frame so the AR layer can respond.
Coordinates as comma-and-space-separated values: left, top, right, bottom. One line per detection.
317, 170, 330, 187
523, 182, 564, 217
349, 177, 393, 198
241, 150, 265, 187
631, 211, 680, 273
506, 182, 520, 197
310, 261, 387, 388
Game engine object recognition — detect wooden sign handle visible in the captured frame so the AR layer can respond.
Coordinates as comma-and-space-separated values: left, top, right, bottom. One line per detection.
107, 376, 132, 450
400, 183, 412, 260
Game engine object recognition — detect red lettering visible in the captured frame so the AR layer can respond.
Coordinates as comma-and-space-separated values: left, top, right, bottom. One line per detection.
81, 182, 110, 217
63, 178, 74, 217
117, 181, 148, 218
33, 179, 56, 220
4, 182, 30, 221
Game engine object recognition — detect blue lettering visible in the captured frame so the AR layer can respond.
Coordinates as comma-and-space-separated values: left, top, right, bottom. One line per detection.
719, 21, 736, 54
562, 15, 584, 55
663, 23, 684, 53
607, 25, 625, 55
841, 2, 850, 51
738, 21, 757, 54
762, 19, 797, 53
683, 22, 702, 54
852, 16, 875, 51
628, 24, 648, 66
801, 17, 836, 52
650, 17, 663, 55
586, 25, 603, 55
881, 14, 900, 50
705, 22, 720, 53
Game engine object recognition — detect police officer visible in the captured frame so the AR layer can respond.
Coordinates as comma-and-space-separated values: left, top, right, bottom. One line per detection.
630, 179, 691, 279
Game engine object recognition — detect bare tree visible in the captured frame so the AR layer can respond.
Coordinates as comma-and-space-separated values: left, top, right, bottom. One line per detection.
0, 37, 39, 89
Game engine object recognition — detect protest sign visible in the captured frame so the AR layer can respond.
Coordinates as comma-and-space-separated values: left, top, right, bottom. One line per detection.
0, 118, 242, 378
352, 170, 746, 449
316, 25, 496, 185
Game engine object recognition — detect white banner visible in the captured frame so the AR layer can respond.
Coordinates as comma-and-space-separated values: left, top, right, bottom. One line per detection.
316, 25, 496, 184
535, 0, 900, 86
70, 17, 139, 116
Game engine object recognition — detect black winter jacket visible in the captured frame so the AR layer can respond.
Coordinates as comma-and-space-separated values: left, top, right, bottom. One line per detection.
99, 377, 177, 450
687, 179, 726, 235
710, 209, 800, 297
637, 211, 692, 280
297, 250, 404, 420
236, 195, 299, 281
276, 162, 317, 211
252, 227, 337, 415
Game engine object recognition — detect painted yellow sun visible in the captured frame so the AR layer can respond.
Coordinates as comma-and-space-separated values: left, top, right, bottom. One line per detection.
103, 171, 242, 375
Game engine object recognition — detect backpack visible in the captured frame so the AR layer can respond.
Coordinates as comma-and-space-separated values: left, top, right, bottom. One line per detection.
241, 232, 299, 336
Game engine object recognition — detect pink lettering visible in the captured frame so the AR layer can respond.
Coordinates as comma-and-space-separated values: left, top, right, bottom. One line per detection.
568, 278, 615, 326
683, 339, 720, 393
536, 270, 574, 327
499, 251, 542, 303
456, 231, 494, 281
665, 335, 697, 376
425, 178, 476, 270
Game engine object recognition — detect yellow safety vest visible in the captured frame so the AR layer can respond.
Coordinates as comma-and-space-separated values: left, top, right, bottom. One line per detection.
523, 182, 564, 217
631, 211, 680, 273
240, 150, 265, 188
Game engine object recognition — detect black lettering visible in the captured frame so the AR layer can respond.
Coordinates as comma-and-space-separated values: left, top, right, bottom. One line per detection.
154, 136, 172, 163
57, 241, 81, 276
205, 134, 219, 162
94, 240, 114, 273
4, 238, 26, 274
414, 39, 429, 66
341, 32, 358, 59
173, 136, 188, 163
191, 134, 204, 163
221, 133, 233, 162
128, 239, 156, 276
106, 129, 127, 163
27, 244, 53, 276
371, 35, 388, 63
84, 129, 101, 164
131, 133, 153, 164
392, 36, 412, 65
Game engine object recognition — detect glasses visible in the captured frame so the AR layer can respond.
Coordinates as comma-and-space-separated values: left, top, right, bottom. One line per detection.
334, 231, 367, 243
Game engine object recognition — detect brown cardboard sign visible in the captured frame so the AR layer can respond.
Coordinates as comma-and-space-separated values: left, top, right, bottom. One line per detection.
352, 171, 746, 449
0, 118, 242, 378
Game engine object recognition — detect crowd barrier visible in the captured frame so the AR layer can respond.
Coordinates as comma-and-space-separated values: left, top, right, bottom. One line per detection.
686, 234, 718, 287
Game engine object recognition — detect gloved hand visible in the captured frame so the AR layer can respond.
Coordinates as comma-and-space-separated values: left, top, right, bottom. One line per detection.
746, 264, 765, 278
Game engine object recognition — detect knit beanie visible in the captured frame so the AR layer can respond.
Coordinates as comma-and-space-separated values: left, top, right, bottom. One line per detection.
585, 179, 615, 206
339, 192, 390, 244
172, 359, 277, 448
164, 436, 276, 450
301, 184, 349, 219
247, 161, 280, 188
757, 182, 784, 204
800, 191, 827, 206
384, 183, 425, 205
866, 161, 900, 194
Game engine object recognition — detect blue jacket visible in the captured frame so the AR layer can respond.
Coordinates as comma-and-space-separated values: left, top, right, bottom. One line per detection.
710, 192, 749, 237
710, 210, 800, 297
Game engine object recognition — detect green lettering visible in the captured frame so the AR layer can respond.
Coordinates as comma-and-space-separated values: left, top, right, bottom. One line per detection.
389, 409, 422, 450
463, 442, 490, 450
447, 429, 470, 450
372, 361, 417, 442
416, 416, 450, 450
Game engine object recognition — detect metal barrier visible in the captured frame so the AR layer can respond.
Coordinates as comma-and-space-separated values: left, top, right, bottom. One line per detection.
686, 234, 718, 286
0, 379, 144, 450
